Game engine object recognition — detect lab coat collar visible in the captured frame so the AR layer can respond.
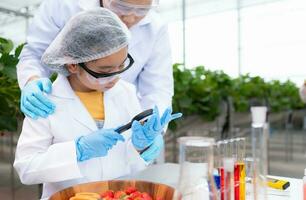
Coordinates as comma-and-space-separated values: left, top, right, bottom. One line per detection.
51, 74, 76, 100
51, 75, 97, 131
137, 11, 153, 26
51, 74, 122, 100
128, 12, 154, 49
51, 74, 123, 131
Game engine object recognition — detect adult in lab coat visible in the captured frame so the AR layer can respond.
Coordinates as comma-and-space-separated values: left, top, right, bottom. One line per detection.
18, 0, 173, 119
299, 82, 306, 130
300, 81, 306, 103
14, 8, 180, 199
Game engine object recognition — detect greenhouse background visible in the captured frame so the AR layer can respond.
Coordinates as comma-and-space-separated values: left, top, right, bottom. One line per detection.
1, 0, 306, 199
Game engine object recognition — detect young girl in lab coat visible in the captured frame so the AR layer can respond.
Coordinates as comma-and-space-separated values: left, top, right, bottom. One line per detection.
14, 8, 181, 199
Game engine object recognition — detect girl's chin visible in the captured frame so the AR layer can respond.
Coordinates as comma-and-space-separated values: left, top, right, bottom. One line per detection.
95, 85, 115, 92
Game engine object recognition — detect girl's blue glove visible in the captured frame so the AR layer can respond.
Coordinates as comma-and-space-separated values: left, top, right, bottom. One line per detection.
75, 129, 125, 162
21, 78, 55, 119
131, 106, 182, 150
141, 133, 164, 162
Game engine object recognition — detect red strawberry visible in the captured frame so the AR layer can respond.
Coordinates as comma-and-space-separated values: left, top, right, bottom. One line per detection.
129, 191, 142, 199
125, 186, 138, 195
101, 190, 114, 198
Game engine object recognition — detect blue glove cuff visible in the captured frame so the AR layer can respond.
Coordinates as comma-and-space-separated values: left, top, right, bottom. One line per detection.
75, 137, 89, 162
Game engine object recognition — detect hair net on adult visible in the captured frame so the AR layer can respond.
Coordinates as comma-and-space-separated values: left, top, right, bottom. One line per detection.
41, 7, 130, 75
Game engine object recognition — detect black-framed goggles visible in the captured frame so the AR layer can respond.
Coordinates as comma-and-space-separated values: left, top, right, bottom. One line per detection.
78, 53, 134, 78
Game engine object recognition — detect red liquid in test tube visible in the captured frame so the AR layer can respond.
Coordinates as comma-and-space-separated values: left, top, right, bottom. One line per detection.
219, 167, 225, 200
234, 163, 240, 200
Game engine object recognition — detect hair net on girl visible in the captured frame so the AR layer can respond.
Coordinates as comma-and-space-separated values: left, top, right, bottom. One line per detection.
41, 7, 130, 75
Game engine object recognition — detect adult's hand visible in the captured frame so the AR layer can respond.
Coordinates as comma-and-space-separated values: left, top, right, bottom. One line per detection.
20, 78, 55, 119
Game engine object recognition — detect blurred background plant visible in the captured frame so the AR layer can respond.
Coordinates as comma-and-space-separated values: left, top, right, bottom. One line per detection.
0, 37, 24, 132
171, 63, 305, 129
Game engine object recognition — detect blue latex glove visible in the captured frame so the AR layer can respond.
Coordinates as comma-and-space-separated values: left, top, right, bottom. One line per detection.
75, 129, 125, 162
21, 78, 55, 119
131, 106, 182, 150
141, 134, 164, 162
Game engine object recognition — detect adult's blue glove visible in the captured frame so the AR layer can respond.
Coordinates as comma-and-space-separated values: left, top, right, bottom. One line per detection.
141, 133, 164, 162
21, 78, 55, 119
75, 129, 125, 162
131, 106, 182, 150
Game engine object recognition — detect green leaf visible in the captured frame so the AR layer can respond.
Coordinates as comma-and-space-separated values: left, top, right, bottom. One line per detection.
15, 43, 25, 57
2, 66, 17, 79
50, 73, 58, 82
0, 37, 14, 54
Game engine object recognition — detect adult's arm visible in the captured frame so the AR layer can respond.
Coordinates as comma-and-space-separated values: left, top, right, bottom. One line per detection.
137, 24, 174, 113
17, 0, 66, 88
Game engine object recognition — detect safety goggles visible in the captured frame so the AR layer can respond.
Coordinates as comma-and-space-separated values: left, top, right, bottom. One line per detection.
78, 53, 134, 79
105, 0, 159, 17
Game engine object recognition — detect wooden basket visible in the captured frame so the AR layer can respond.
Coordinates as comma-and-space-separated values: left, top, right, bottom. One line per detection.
50, 180, 181, 200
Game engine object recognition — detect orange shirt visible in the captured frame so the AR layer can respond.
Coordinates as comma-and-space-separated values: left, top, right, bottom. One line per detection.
75, 91, 105, 121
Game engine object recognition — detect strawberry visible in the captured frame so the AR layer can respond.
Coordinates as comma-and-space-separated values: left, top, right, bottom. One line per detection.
129, 191, 142, 199
101, 190, 114, 198
125, 186, 138, 195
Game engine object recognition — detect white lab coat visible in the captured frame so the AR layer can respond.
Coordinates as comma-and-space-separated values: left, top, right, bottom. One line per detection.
300, 84, 306, 103
14, 75, 148, 199
17, 0, 173, 113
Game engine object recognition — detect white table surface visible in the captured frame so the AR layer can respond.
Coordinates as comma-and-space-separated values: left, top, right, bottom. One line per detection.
120, 163, 302, 200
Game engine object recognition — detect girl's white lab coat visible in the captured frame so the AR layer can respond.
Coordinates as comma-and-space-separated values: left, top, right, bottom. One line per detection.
14, 75, 148, 199
17, 0, 173, 113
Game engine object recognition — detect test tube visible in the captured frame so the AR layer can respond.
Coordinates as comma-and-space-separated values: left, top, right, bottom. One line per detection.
223, 157, 235, 200
251, 107, 268, 200
217, 140, 228, 200
234, 138, 246, 200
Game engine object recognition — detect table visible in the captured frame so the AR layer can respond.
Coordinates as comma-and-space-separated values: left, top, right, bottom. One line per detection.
121, 163, 303, 200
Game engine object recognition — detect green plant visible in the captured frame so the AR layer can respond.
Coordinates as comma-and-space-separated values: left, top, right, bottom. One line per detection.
267, 80, 304, 112
231, 74, 268, 112
172, 63, 193, 115
171, 64, 305, 130
188, 66, 229, 120
0, 37, 24, 132
172, 65, 233, 122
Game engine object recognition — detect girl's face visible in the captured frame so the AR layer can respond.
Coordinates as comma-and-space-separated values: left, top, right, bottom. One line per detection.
103, 0, 153, 28
67, 47, 129, 92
